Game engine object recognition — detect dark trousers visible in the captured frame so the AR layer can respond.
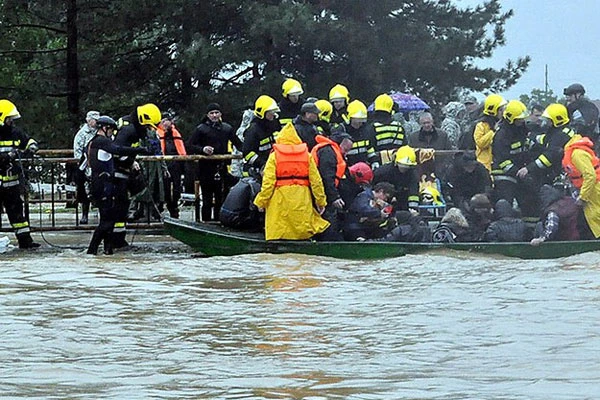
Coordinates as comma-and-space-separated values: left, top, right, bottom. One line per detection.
74, 169, 90, 217
199, 176, 223, 221
112, 177, 130, 248
0, 185, 35, 247
164, 161, 183, 218
87, 197, 116, 255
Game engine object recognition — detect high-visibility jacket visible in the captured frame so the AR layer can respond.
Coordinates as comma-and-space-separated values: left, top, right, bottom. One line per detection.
273, 143, 310, 187
563, 136, 600, 189
311, 135, 347, 188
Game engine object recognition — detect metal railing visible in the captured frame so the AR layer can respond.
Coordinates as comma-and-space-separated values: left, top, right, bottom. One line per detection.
1, 151, 242, 232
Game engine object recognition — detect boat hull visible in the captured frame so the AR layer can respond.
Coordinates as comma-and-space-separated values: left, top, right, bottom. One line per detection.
163, 217, 600, 260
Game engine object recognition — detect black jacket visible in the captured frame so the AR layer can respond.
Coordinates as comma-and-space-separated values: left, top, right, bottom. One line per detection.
187, 119, 242, 177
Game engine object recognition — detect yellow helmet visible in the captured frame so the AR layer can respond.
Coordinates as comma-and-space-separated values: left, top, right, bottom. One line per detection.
282, 78, 304, 97
314, 99, 333, 123
329, 84, 350, 103
420, 186, 443, 205
395, 145, 417, 166
254, 95, 280, 119
483, 94, 507, 117
542, 103, 570, 127
503, 100, 529, 124
374, 94, 394, 113
346, 100, 368, 120
0, 99, 21, 126
137, 103, 161, 128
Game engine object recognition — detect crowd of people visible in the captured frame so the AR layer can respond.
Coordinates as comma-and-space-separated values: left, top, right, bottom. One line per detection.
2, 78, 600, 253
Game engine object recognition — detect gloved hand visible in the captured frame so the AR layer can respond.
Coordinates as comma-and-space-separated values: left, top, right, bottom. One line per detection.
137, 146, 153, 155
28, 143, 39, 153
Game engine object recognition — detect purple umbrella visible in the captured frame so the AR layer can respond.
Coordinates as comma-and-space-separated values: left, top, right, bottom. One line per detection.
368, 91, 430, 112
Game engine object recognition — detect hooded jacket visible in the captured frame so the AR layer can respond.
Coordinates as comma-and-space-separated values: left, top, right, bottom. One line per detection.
254, 124, 329, 240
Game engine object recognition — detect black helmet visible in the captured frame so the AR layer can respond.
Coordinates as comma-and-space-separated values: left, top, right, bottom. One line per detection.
563, 83, 585, 96
96, 115, 117, 130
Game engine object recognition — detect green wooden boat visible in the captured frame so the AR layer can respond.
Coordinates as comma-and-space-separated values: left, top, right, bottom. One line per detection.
163, 217, 600, 260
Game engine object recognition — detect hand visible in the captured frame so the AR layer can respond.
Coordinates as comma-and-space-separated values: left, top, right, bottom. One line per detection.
139, 146, 153, 155
575, 196, 585, 207
163, 170, 171, 179
516, 167, 528, 179
356, 237, 366, 241
332, 198, 345, 209
132, 161, 140, 171
317, 205, 325, 215
371, 162, 380, 170
530, 237, 545, 246
203, 146, 214, 155
257, 207, 265, 212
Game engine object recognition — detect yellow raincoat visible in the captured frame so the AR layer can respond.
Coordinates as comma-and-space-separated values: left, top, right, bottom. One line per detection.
254, 124, 329, 240
474, 120, 494, 171
564, 135, 600, 237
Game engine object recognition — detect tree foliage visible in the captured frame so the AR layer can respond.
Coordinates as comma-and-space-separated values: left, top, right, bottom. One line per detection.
0, 0, 529, 147
519, 88, 559, 109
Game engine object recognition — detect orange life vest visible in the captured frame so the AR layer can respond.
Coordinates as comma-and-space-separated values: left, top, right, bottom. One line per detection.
311, 135, 347, 187
562, 137, 600, 188
273, 143, 310, 187
157, 125, 187, 156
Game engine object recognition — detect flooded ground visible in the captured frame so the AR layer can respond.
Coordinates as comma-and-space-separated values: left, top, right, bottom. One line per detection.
1, 233, 600, 399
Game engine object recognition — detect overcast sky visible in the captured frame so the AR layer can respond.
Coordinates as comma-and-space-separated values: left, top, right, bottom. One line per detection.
457, 0, 600, 101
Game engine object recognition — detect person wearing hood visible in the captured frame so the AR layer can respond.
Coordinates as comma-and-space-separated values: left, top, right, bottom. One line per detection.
441, 101, 467, 150
483, 199, 527, 242
530, 185, 581, 246
187, 103, 243, 222
254, 124, 329, 240
432, 207, 470, 243
443, 151, 492, 209
563, 133, 600, 239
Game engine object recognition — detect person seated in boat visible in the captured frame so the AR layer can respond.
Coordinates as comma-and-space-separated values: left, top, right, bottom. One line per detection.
344, 181, 395, 240
219, 169, 263, 230
483, 199, 527, 242
431, 207, 470, 243
372, 145, 420, 213
253, 123, 329, 241
376, 210, 431, 242
442, 151, 492, 210
462, 193, 493, 241
530, 184, 581, 246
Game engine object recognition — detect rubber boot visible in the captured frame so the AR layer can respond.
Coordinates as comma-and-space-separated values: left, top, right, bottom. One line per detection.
80, 203, 90, 224
103, 233, 113, 255
17, 233, 41, 249
87, 230, 103, 255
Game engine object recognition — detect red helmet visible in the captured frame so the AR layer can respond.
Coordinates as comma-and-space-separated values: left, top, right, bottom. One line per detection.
349, 162, 374, 185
